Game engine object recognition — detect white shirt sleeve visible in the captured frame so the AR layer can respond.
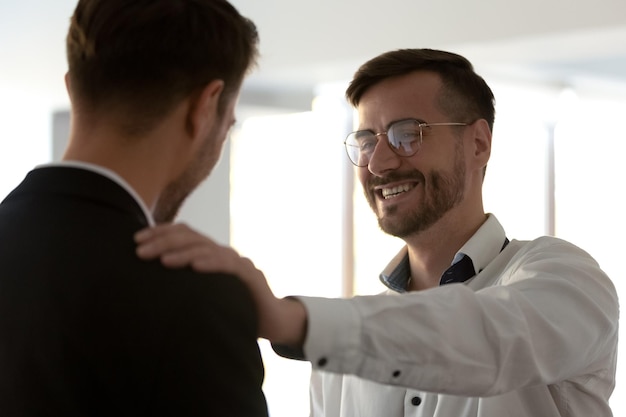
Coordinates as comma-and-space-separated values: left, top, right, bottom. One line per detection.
298, 237, 618, 397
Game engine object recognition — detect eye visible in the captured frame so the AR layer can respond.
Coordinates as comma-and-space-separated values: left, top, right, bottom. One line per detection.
359, 138, 377, 152
354, 132, 377, 152
396, 129, 420, 140
389, 128, 420, 151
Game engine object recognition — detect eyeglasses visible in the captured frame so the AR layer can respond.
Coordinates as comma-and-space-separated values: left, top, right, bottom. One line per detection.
344, 119, 467, 167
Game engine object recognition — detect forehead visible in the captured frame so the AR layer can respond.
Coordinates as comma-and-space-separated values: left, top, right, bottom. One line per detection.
356, 71, 444, 128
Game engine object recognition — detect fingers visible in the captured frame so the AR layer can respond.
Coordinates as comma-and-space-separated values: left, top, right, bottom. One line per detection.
134, 223, 245, 275
134, 224, 304, 343
158, 244, 239, 274
134, 223, 173, 243
135, 223, 197, 245
134, 223, 217, 260
189, 250, 236, 273
160, 245, 213, 269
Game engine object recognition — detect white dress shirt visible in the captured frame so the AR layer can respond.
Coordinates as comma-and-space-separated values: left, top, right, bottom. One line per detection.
298, 215, 618, 417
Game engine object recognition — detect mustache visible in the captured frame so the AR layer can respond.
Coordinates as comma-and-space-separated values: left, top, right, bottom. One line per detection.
367, 170, 425, 189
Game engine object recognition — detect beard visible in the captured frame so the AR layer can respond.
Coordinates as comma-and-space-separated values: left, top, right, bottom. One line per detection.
153, 124, 223, 223
365, 143, 466, 239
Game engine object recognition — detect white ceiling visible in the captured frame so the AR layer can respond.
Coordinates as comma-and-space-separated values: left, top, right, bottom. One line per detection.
2, 0, 626, 110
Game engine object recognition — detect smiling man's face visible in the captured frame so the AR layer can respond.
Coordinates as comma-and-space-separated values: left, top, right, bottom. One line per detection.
356, 71, 468, 239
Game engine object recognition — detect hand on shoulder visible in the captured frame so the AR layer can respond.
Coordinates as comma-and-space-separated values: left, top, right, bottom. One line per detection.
134, 223, 307, 346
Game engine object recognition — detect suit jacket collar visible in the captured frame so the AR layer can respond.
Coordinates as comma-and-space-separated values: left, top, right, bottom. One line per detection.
6, 166, 152, 227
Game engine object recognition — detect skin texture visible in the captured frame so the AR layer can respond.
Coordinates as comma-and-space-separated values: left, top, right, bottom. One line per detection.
134, 70, 493, 345
360, 120, 467, 239
64, 77, 236, 222
355, 71, 491, 290
153, 90, 238, 223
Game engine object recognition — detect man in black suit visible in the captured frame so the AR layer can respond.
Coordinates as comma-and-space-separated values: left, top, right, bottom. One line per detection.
0, 0, 268, 415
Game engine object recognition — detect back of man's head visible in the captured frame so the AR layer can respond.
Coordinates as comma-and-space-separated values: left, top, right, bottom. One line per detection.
66, 0, 259, 136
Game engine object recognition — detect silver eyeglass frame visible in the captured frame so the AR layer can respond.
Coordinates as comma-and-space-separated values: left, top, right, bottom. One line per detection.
343, 119, 468, 167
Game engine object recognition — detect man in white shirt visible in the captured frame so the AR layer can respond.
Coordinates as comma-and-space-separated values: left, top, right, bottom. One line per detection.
136, 48, 619, 417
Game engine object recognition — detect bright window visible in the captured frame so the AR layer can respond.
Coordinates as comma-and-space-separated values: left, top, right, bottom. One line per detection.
0, 88, 51, 199
230, 107, 348, 416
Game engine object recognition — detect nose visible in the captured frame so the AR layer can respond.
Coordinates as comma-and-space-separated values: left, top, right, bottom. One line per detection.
367, 134, 402, 176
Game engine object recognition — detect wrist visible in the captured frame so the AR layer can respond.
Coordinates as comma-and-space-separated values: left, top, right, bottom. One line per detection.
265, 297, 307, 347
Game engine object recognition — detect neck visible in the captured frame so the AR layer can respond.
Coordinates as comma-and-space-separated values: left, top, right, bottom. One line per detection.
62, 114, 185, 212
404, 205, 487, 291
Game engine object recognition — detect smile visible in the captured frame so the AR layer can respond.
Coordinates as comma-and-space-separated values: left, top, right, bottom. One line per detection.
381, 183, 415, 199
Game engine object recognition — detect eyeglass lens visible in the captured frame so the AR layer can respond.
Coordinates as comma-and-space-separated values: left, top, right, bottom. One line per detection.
345, 119, 422, 166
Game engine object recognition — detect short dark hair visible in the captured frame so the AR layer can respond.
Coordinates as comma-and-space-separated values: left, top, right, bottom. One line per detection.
346, 49, 495, 132
66, 0, 259, 135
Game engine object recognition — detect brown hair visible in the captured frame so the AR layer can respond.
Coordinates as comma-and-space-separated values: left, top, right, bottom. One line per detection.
346, 49, 495, 132
66, 0, 259, 135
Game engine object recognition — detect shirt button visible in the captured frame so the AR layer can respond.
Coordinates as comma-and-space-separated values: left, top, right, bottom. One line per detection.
392, 370, 401, 378
317, 357, 328, 367
411, 396, 422, 406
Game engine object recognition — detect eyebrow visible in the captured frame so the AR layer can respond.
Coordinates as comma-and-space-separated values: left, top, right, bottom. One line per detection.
357, 117, 427, 132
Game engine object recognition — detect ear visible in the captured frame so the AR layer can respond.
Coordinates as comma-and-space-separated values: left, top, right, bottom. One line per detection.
185, 79, 225, 140
64, 72, 73, 100
468, 118, 492, 172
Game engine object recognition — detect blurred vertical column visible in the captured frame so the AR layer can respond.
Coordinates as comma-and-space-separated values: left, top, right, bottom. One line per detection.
229, 81, 351, 417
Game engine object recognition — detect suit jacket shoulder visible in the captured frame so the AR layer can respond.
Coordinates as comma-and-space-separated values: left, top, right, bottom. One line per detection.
0, 167, 268, 416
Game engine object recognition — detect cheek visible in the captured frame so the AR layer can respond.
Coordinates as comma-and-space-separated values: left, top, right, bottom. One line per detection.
357, 167, 370, 188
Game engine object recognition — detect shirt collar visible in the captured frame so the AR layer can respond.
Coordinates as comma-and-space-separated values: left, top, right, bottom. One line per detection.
379, 214, 507, 292
35, 160, 155, 226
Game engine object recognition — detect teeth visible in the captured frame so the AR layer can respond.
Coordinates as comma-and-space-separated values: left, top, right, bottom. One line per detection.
381, 184, 413, 199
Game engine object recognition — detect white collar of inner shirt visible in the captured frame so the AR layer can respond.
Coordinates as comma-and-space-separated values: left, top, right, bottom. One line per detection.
379, 214, 506, 292
35, 160, 155, 226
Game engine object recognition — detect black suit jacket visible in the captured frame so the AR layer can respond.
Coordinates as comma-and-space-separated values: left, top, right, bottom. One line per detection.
0, 166, 268, 416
